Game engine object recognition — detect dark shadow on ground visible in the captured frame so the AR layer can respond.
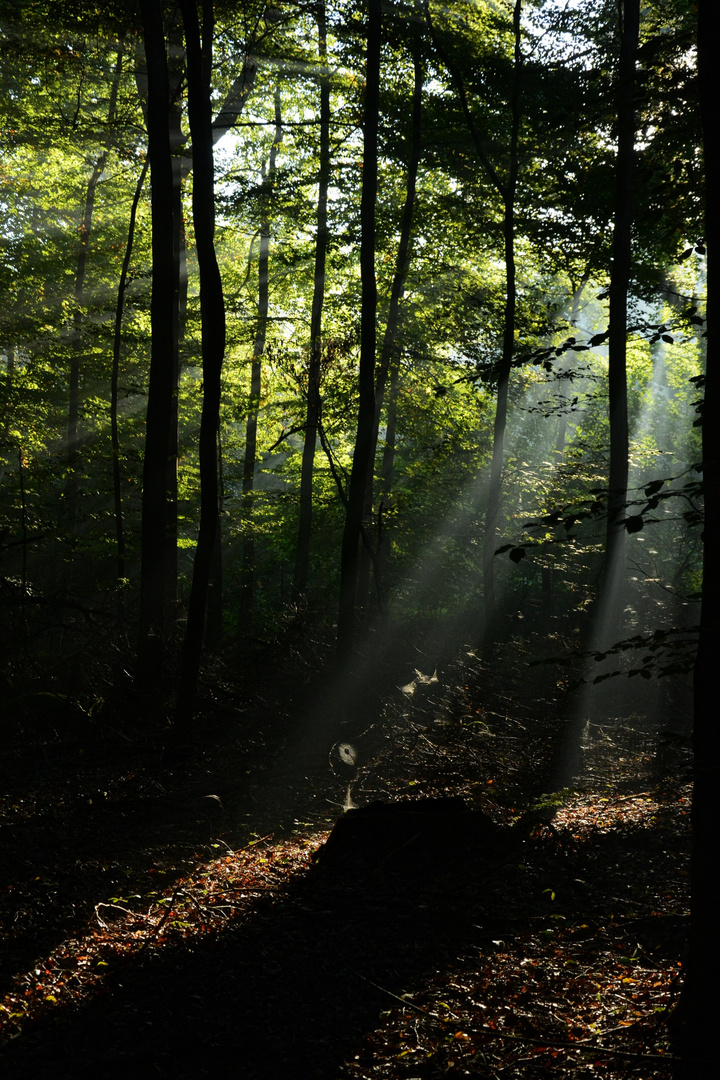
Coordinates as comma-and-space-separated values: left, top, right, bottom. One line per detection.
1, 849, 514, 1079
1, 620, 690, 1079
0, 783, 689, 1080
0, 617, 556, 1000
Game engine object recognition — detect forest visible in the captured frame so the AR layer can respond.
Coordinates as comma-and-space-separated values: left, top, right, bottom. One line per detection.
0, 0, 716, 1077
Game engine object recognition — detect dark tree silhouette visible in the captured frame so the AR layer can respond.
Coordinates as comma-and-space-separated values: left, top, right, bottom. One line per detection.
601, 0, 639, 642
294, 2, 331, 601
136, 0, 180, 695
178, 0, 227, 723
242, 83, 283, 623
675, 0, 720, 1069
337, 0, 382, 661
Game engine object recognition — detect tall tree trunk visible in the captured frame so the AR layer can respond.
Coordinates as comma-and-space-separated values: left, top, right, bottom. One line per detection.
357, 39, 423, 613
178, 0, 226, 722
133, 15, 253, 611
132, 6, 257, 694
241, 83, 283, 623
337, 0, 381, 661
65, 46, 124, 548
66, 154, 105, 546
674, 0, 720, 1068
600, 0, 639, 643
293, 2, 330, 601
426, 0, 522, 633
111, 157, 149, 582
136, 0, 179, 693
481, 0, 522, 628
166, 23, 189, 615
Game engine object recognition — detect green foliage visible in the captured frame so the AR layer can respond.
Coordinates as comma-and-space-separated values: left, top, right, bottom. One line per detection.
0, 0, 705, 680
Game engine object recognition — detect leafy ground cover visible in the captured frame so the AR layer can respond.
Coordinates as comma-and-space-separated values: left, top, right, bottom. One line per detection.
0, 626, 691, 1078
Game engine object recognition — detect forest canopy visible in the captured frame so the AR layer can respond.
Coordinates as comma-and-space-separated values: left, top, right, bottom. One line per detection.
0, 0, 704, 704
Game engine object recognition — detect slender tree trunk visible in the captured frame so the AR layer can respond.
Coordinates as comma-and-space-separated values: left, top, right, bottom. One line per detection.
425, 0, 522, 632
380, 362, 400, 500
555, 275, 589, 457
294, 3, 330, 600
600, 0, 639, 643
66, 46, 124, 550
674, 0, 720, 1068
111, 157, 149, 582
17, 445, 28, 594
356, 40, 423, 613
375, 47, 422, 439
242, 84, 282, 622
377, 359, 400, 605
2, 347, 15, 441
136, 0, 178, 693
240, 227, 264, 619
178, 0, 226, 722
205, 427, 224, 651
481, 0, 522, 627
166, 28, 189, 614
337, 0, 381, 661
66, 154, 106, 544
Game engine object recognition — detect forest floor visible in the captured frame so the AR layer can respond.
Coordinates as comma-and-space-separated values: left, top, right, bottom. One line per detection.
0, 614, 692, 1079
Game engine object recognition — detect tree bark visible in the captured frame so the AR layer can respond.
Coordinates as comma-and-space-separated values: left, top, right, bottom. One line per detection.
177, 0, 226, 722
481, 0, 522, 628
357, 38, 423, 613
65, 45, 123, 547
601, 0, 639, 642
242, 83, 283, 622
134, 7, 257, 692
111, 157, 149, 582
165, 73, 185, 615
673, 0, 720, 1068
66, 152, 106, 544
294, 2, 331, 600
136, 0, 179, 693
337, 0, 381, 662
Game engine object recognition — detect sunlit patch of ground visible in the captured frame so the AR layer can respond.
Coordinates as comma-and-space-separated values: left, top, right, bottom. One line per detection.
0, 835, 322, 1041
554, 788, 691, 837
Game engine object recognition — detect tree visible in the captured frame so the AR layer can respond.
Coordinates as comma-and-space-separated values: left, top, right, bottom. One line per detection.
65, 44, 123, 552
110, 157, 150, 582
242, 81, 283, 623
0, 0, 703, 732
337, 0, 382, 661
600, 0, 640, 643
293, 1, 331, 601
425, 0, 523, 631
136, 0, 180, 696
178, 0, 227, 722
361, 22, 423, 613
673, 0, 720, 1069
